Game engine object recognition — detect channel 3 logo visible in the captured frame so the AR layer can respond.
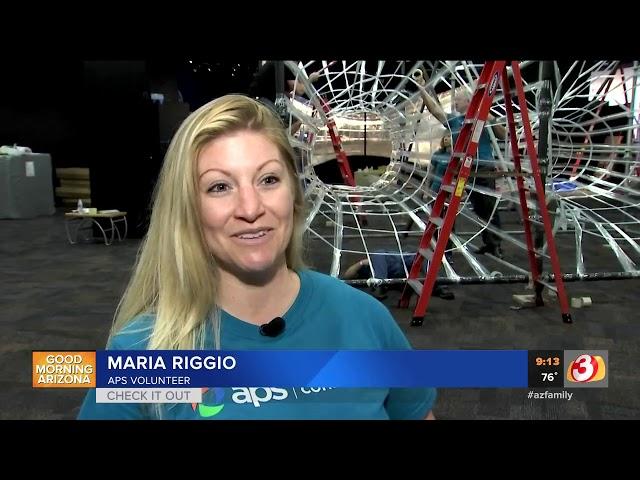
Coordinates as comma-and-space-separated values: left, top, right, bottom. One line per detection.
564, 350, 608, 388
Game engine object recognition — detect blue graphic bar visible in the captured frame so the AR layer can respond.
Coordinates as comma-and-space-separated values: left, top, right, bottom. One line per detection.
96, 350, 528, 388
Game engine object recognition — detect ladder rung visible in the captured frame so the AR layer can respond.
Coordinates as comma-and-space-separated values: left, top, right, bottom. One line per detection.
441, 184, 455, 193
476, 83, 487, 89
430, 216, 444, 227
451, 152, 466, 159
463, 118, 475, 125
419, 247, 434, 261
407, 279, 423, 295
469, 171, 533, 179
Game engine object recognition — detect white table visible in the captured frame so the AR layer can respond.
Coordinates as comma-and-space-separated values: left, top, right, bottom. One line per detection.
65, 211, 128, 245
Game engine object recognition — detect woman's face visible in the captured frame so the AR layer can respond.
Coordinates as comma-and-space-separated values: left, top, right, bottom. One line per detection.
454, 94, 470, 114
197, 130, 295, 278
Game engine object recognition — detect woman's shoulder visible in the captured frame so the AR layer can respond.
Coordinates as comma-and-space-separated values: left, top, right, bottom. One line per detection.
300, 269, 391, 315
431, 149, 449, 159
300, 269, 409, 348
302, 268, 360, 292
108, 313, 155, 350
446, 113, 464, 126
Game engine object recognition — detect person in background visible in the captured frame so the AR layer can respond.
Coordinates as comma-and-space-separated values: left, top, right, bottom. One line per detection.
416, 72, 507, 258
427, 132, 457, 268
429, 132, 452, 193
342, 249, 455, 301
248, 61, 322, 135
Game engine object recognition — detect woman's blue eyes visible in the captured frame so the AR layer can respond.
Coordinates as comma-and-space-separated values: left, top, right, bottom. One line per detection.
262, 175, 280, 185
208, 183, 229, 193
207, 176, 280, 194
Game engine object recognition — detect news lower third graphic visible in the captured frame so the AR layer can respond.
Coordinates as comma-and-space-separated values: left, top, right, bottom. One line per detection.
32, 352, 96, 388
564, 350, 608, 388
32, 350, 609, 403
95, 388, 203, 404
527, 350, 608, 388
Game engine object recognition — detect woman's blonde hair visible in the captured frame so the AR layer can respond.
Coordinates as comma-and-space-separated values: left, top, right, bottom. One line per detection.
440, 131, 452, 149
111, 94, 306, 350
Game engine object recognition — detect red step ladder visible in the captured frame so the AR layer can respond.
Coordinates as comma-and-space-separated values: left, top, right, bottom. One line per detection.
399, 61, 573, 326
319, 97, 356, 186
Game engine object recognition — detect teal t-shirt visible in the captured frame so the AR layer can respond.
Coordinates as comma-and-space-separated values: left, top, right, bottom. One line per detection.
448, 113, 494, 167
430, 149, 450, 192
78, 269, 437, 420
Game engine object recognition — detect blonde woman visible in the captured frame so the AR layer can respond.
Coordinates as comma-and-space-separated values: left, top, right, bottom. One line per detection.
78, 95, 436, 420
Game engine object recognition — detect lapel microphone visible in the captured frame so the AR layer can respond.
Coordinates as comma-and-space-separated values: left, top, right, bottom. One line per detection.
259, 316, 286, 337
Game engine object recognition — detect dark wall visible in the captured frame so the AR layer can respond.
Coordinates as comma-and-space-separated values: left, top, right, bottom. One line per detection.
0, 60, 172, 237
0, 59, 261, 237
0, 59, 84, 167
82, 61, 161, 238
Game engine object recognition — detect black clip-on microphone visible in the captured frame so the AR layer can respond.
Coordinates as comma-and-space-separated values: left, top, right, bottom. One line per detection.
259, 316, 286, 337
